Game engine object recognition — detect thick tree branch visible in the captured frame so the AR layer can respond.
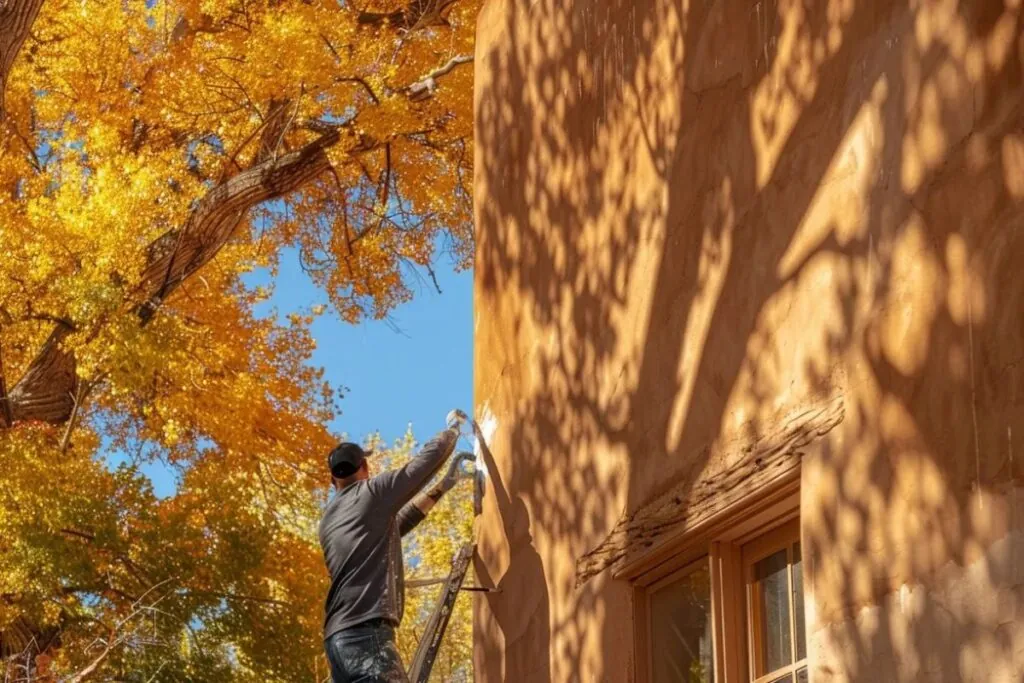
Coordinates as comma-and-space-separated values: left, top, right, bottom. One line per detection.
139, 126, 356, 318
0, 0, 46, 120
0, 332, 10, 428
357, 0, 460, 31
3, 122, 382, 426
2, 33, 459, 428
0, 0, 49, 423
0, 615, 58, 659
257, 97, 294, 160
6, 321, 78, 424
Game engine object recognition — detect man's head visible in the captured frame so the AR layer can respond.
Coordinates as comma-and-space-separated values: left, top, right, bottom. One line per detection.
327, 442, 373, 489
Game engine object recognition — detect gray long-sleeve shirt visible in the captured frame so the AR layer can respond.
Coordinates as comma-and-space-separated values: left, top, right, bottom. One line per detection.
319, 428, 457, 639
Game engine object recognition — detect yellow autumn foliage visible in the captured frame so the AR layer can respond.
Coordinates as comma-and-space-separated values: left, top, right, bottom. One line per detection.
0, 0, 475, 679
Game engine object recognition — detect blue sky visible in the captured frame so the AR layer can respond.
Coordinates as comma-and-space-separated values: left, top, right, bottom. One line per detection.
260, 248, 474, 443
111, 248, 473, 497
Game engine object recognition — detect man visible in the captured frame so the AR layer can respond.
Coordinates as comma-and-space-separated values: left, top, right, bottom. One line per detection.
319, 413, 473, 682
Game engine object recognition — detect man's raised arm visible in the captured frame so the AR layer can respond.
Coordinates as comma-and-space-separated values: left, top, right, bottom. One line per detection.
367, 427, 459, 511
395, 451, 474, 536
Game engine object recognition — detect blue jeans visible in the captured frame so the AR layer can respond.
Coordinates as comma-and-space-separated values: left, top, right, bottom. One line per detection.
325, 619, 409, 683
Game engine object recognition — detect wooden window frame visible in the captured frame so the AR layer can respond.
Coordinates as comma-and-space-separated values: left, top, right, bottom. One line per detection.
635, 556, 715, 683
742, 518, 805, 683
632, 480, 802, 683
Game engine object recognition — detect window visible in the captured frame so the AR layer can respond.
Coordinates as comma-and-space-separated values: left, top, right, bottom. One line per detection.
647, 561, 714, 683
742, 520, 806, 683
634, 492, 807, 683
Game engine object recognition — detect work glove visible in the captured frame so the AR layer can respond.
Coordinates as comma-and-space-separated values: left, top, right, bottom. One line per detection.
440, 451, 476, 491
446, 408, 468, 434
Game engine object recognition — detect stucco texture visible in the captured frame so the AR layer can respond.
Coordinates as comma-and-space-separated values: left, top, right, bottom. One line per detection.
472, 0, 1024, 680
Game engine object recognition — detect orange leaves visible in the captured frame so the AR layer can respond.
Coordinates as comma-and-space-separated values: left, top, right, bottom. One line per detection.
1, 0, 474, 678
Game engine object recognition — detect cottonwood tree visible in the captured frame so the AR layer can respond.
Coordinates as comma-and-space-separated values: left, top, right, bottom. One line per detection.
0, 0, 474, 679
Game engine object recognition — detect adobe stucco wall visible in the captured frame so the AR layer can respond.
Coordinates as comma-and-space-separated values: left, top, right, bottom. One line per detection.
472, 0, 1024, 680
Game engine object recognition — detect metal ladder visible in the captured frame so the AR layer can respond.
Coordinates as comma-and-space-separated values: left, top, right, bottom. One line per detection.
406, 544, 475, 682
406, 465, 491, 682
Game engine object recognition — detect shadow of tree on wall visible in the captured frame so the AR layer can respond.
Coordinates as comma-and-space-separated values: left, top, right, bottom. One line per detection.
474, 0, 1023, 679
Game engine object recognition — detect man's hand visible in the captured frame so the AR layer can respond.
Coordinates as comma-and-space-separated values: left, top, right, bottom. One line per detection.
446, 409, 468, 433
440, 451, 475, 491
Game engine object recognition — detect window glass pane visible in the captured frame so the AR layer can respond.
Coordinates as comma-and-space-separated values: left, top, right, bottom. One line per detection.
754, 549, 792, 674
796, 667, 809, 683
649, 564, 714, 683
793, 543, 806, 661
769, 676, 794, 683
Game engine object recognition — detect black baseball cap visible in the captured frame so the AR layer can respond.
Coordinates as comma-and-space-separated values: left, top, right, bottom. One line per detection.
327, 442, 374, 478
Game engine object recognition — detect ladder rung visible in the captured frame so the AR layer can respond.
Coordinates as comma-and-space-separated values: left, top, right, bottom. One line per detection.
407, 545, 475, 682
406, 576, 499, 593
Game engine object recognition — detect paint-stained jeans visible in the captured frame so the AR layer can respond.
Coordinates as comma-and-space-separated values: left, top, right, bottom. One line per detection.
325, 619, 409, 683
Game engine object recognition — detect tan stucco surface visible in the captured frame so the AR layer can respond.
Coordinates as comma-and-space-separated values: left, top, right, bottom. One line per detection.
472, 0, 1024, 680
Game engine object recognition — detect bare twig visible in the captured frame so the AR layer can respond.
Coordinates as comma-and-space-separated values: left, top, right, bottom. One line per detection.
336, 76, 380, 105
64, 579, 175, 683
59, 380, 90, 452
